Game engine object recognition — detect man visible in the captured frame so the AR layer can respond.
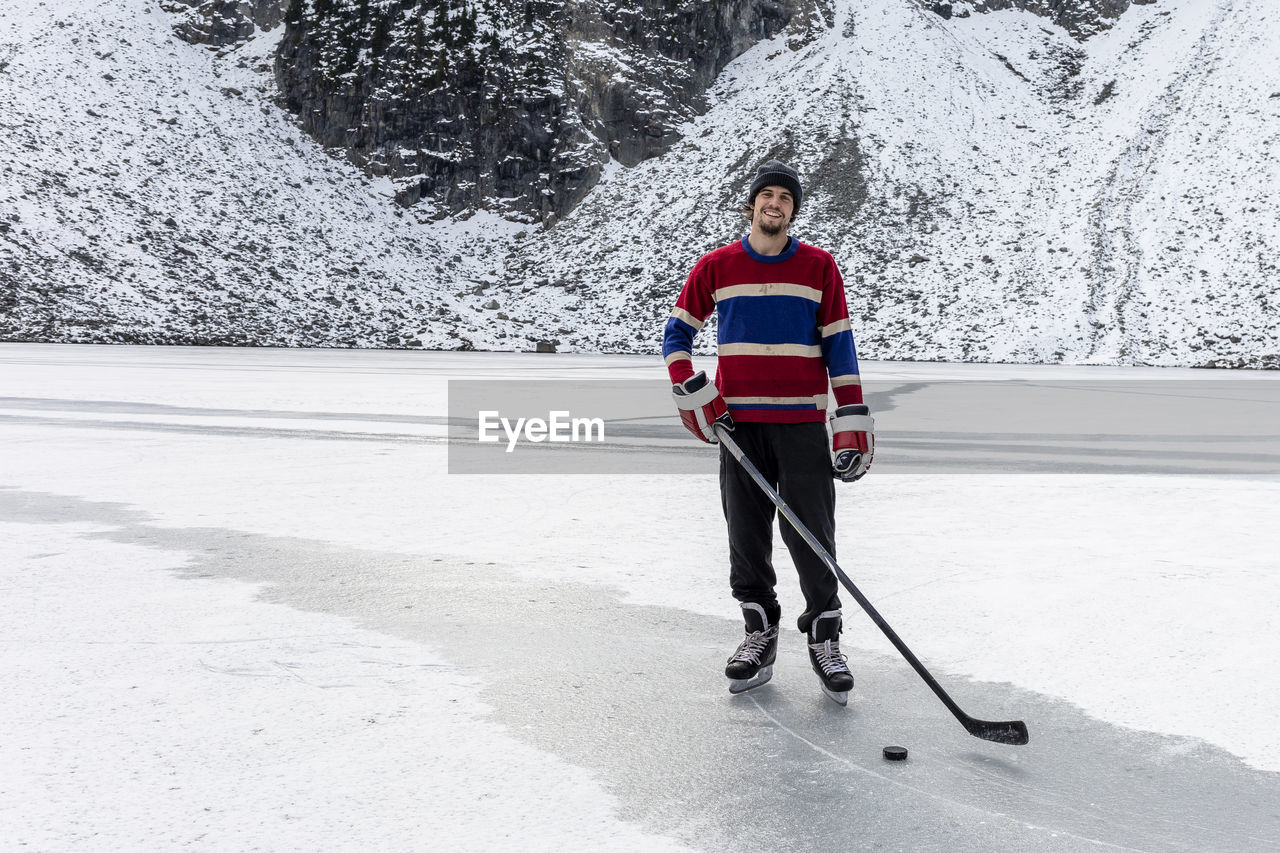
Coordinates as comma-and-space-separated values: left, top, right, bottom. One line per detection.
663, 160, 874, 705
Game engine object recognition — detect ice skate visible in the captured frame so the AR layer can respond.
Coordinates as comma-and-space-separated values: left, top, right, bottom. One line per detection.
809, 610, 854, 705
726, 602, 779, 694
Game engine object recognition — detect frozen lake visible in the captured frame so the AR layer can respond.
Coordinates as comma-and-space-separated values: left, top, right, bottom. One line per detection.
2, 344, 1279, 851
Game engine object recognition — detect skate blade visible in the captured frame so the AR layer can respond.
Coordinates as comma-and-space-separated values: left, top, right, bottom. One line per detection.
728, 665, 773, 695
820, 684, 850, 706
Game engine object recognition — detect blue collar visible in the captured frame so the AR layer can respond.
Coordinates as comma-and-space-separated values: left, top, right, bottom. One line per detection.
740, 235, 798, 263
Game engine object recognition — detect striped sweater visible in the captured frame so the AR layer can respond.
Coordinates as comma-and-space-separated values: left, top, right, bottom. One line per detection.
662, 235, 863, 424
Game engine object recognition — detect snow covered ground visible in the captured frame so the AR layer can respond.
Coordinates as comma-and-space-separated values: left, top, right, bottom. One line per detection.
2, 343, 1279, 850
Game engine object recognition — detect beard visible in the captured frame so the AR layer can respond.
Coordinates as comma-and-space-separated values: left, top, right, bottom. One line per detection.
757, 213, 787, 236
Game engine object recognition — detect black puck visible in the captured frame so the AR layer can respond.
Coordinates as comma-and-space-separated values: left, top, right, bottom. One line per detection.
883, 745, 908, 761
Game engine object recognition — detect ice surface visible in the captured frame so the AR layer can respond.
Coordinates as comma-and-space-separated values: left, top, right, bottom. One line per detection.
2, 344, 1278, 850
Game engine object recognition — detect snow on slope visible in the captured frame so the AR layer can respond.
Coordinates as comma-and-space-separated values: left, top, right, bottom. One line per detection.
1098, 0, 1280, 365
0, 0, 546, 350
1, 0, 1276, 364
528, 0, 1280, 366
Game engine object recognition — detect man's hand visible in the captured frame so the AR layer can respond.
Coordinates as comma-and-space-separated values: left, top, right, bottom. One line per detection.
830, 404, 874, 481
672, 371, 733, 443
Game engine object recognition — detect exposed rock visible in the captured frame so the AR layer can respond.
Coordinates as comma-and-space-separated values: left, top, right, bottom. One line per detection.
1094, 79, 1117, 105
275, 0, 832, 223
957, 0, 1140, 38
163, 0, 287, 46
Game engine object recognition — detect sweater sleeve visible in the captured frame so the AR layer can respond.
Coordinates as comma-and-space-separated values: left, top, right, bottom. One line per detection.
661, 257, 716, 386
817, 256, 863, 406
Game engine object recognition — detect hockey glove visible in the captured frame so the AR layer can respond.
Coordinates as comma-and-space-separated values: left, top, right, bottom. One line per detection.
672, 370, 733, 443
830, 404, 874, 482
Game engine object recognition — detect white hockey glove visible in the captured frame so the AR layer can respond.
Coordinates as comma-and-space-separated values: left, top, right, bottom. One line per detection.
672, 371, 733, 443
830, 404, 874, 482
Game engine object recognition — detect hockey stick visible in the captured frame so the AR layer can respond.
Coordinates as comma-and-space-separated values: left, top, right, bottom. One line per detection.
715, 425, 1029, 746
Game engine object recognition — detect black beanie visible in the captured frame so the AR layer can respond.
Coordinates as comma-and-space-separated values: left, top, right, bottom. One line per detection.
748, 160, 803, 211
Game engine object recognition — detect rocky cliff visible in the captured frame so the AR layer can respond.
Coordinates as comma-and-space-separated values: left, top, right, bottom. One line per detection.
273, 0, 832, 223
165, 0, 1150, 226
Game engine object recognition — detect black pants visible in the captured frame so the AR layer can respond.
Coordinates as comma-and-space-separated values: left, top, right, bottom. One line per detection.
720, 421, 840, 634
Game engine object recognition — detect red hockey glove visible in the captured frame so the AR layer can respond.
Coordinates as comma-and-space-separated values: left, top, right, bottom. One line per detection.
830, 404, 874, 482
672, 371, 733, 443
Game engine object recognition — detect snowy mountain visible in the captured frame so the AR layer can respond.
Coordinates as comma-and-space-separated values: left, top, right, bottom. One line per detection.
1, 0, 1277, 365
522, 0, 1280, 366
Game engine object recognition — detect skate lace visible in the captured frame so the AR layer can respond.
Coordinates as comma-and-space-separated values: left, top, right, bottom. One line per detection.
808, 639, 850, 676
730, 627, 777, 665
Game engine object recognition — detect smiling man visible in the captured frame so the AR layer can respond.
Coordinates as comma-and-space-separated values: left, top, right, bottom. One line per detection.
663, 159, 874, 705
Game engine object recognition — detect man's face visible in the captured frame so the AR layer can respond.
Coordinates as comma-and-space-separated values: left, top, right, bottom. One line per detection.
751, 186, 794, 236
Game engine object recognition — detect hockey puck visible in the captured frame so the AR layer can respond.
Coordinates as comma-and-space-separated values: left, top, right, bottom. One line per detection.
882, 746, 908, 762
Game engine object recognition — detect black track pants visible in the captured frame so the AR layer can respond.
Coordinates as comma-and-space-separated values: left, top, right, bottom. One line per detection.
719, 421, 840, 634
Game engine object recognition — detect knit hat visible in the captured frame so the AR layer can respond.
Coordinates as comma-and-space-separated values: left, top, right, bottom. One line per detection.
748, 160, 803, 212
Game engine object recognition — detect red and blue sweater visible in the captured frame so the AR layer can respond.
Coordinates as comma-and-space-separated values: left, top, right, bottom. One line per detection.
662, 236, 863, 424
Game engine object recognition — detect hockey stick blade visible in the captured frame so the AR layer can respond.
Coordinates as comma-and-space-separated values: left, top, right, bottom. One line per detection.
966, 717, 1029, 746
